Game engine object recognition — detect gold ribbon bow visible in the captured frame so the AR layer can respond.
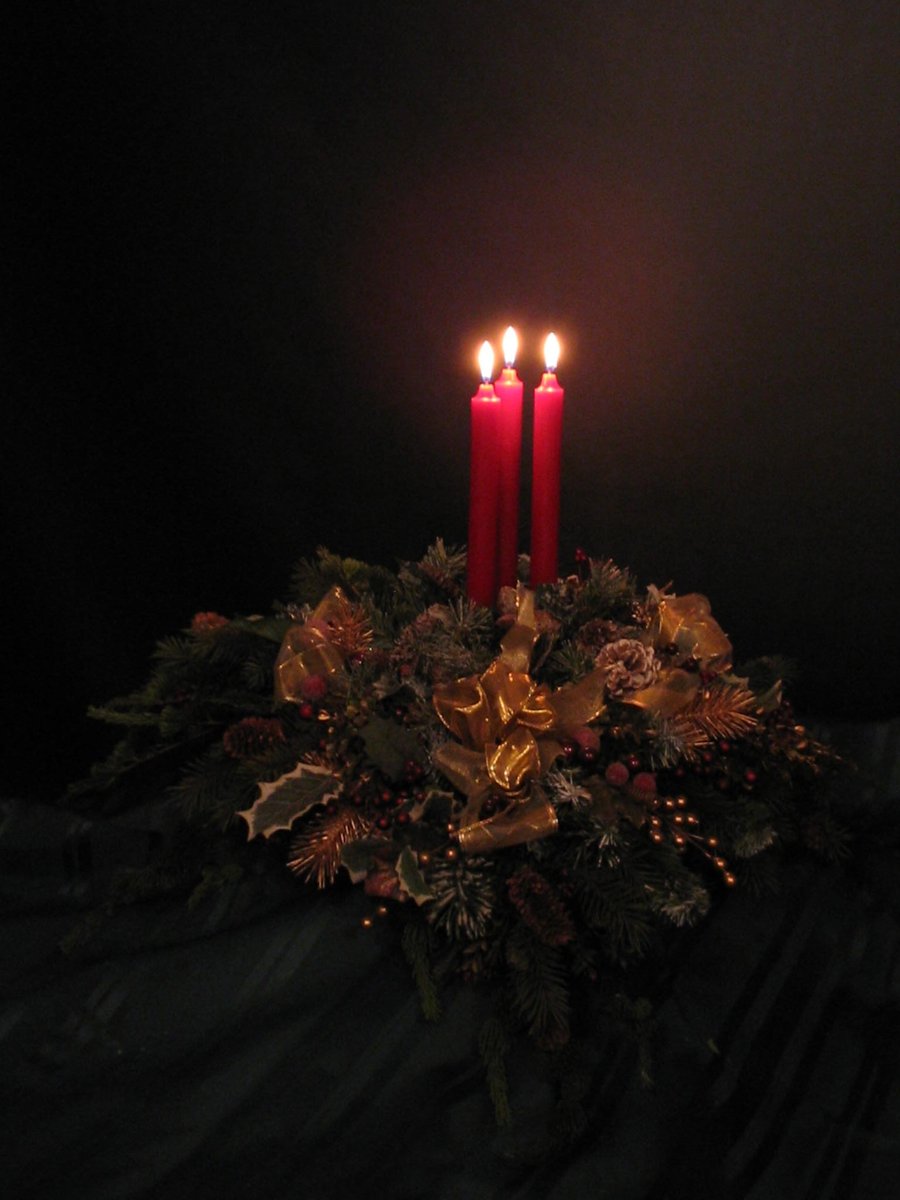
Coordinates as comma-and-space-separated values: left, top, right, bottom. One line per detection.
432, 587, 609, 852
629, 593, 733, 718
273, 585, 352, 704
651, 594, 732, 673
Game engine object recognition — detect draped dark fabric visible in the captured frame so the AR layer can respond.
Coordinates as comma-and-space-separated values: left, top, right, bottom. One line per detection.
2, 725, 899, 1200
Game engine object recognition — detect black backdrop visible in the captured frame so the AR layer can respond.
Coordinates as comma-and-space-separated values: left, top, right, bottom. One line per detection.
6, 0, 899, 804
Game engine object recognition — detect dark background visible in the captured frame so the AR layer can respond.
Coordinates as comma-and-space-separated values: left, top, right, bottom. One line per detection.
6, 0, 899, 803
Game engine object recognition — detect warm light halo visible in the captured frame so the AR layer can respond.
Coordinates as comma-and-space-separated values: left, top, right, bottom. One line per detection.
502, 325, 518, 367
544, 333, 560, 373
478, 340, 495, 383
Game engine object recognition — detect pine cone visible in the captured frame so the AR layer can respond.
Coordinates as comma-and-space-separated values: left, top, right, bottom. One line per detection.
507, 866, 575, 946
222, 717, 286, 759
595, 638, 660, 699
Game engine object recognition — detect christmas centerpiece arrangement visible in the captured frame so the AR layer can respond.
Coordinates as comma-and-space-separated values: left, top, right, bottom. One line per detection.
70, 542, 849, 1121
67, 331, 851, 1132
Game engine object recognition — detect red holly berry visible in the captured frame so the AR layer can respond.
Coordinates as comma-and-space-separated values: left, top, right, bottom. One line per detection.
631, 772, 657, 796
572, 726, 601, 754
300, 674, 328, 702
605, 762, 630, 788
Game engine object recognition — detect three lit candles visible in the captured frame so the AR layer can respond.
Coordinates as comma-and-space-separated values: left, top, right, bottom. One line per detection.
467, 328, 564, 606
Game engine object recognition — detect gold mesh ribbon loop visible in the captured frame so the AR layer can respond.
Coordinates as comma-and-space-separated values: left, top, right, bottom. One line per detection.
652, 594, 732, 672
274, 586, 351, 703
432, 585, 608, 851
629, 595, 732, 717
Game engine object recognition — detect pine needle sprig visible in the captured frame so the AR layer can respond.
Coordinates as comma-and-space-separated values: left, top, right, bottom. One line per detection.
544, 640, 596, 686
402, 918, 442, 1022
415, 538, 468, 598
289, 545, 398, 610
573, 870, 656, 962
287, 809, 371, 888
85, 704, 163, 729
478, 1015, 513, 1129
666, 683, 758, 760
505, 923, 571, 1044
425, 855, 498, 941
169, 747, 249, 830
575, 558, 639, 623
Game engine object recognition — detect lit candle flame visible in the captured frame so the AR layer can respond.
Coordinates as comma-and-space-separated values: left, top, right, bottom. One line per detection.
479, 340, 495, 383
544, 333, 560, 373
502, 326, 518, 367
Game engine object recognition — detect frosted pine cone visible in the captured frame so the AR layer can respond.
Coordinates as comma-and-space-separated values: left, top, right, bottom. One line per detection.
596, 638, 660, 699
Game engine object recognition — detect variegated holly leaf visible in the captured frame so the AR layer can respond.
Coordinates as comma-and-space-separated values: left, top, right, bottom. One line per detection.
360, 714, 424, 781
340, 837, 390, 883
395, 845, 434, 905
237, 761, 340, 839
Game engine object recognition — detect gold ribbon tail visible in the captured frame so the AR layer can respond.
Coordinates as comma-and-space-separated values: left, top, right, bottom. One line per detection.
457, 792, 559, 854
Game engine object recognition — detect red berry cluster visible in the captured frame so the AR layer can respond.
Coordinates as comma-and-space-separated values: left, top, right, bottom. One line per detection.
347, 759, 427, 831
190, 611, 230, 635
666, 740, 761, 796
296, 673, 329, 722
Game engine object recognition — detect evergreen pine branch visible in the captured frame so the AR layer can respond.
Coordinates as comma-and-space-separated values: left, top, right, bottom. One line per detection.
505, 923, 570, 1042
544, 641, 596, 686
478, 1015, 513, 1129
168, 747, 250, 830
289, 546, 398, 610
575, 558, 638, 622
416, 539, 468, 597
573, 870, 655, 962
738, 654, 798, 693
401, 919, 442, 1022
86, 706, 163, 728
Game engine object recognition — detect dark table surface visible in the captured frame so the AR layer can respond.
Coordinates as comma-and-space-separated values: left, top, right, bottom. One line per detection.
2, 719, 899, 1200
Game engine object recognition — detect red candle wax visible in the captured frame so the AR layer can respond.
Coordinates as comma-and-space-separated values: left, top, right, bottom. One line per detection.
493, 326, 524, 590
530, 333, 565, 586
467, 341, 501, 607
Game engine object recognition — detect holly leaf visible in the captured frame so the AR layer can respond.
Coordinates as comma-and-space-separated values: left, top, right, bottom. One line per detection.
395, 846, 434, 905
340, 837, 390, 883
360, 715, 424, 782
237, 761, 340, 839
754, 679, 783, 713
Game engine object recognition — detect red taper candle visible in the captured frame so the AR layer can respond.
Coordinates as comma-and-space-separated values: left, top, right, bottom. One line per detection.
530, 333, 564, 585
493, 325, 524, 590
467, 340, 501, 607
